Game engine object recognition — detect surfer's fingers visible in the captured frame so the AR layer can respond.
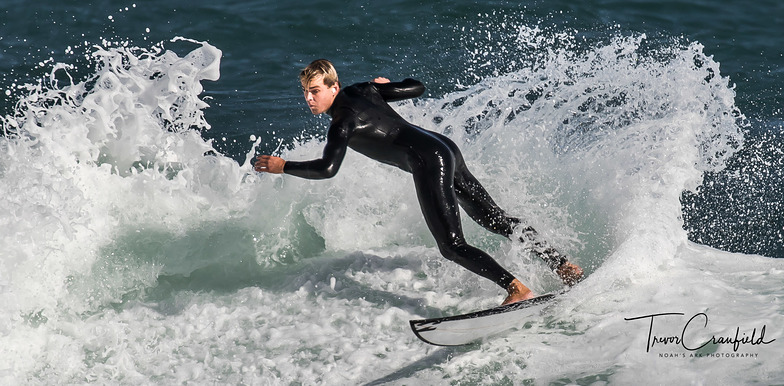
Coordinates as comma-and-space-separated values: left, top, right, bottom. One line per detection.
254, 155, 271, 172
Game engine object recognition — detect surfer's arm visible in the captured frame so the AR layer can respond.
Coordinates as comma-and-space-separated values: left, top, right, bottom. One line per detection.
372, 78, 425, 102
263, 120, 350, 179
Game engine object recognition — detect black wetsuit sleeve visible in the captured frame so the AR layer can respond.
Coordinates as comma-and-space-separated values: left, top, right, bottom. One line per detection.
282, 120, 350, 179
373, 78, 425, 102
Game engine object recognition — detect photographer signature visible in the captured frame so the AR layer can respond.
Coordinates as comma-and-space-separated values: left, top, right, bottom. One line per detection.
624, 312, 776, 352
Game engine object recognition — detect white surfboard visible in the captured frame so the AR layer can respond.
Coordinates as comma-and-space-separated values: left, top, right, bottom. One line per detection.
409, 293, 557, 346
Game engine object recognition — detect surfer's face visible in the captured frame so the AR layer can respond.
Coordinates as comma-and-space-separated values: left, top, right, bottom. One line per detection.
302, 75, 338, 115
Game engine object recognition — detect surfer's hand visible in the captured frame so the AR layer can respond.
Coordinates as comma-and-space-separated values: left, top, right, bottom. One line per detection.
372, 77, 390, 84
255, 155, 285, 174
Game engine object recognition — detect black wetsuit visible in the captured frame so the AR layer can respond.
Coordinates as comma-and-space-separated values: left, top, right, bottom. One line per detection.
284, 79, 558, 289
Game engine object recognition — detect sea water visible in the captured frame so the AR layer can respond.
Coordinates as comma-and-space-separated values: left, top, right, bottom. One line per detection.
2, 1, 783, 384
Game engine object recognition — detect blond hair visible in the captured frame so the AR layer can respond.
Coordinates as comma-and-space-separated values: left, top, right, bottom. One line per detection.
299, 59, 339, 88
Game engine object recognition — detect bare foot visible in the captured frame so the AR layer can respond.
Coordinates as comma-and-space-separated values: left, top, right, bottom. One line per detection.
501, 279, 535, 305
556, 261, 584, 286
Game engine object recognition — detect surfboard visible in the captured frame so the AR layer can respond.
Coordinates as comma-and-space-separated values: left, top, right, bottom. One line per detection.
409, 293, 557, 346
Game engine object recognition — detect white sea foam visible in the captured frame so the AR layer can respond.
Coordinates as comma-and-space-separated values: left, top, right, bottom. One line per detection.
1, 27, 782, 385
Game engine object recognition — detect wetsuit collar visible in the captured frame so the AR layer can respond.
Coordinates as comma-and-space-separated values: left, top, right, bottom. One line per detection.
326, 89, 345, 118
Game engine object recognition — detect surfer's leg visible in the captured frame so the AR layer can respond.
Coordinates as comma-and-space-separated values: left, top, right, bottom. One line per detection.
452, 161, 520, 237
518, 226, 583, 285
409, 151, 522, 293
449, 149, 584, 286
430, 133, 583, 287
434, 135, 521, 237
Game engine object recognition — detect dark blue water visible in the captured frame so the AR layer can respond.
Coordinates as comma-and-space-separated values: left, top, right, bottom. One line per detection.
2, 2, 782, 251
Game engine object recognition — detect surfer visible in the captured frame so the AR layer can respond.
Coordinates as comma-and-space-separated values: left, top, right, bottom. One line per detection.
255, 59, 583, 305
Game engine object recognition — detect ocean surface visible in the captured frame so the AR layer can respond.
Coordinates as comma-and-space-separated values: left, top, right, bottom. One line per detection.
2, 0, 783, 384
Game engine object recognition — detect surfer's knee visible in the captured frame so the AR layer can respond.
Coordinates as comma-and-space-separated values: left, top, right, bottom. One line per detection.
435, 237, 469, 262
479, 214, 519, 238
434, 238, 492, 270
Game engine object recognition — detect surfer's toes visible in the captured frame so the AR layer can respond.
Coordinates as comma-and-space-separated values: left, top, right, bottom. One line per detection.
501, 279, 535, 306
556, 262, 584, 286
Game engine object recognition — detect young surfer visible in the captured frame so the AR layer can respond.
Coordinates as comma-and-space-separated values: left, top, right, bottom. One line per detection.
255, 59, 583, 305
